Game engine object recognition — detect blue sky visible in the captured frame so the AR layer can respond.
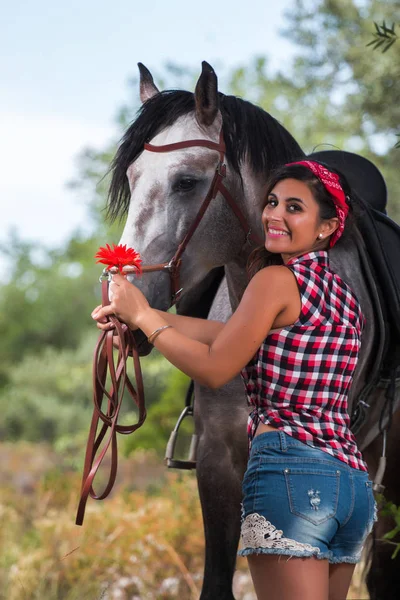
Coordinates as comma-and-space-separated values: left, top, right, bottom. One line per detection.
1, 0, 295, 254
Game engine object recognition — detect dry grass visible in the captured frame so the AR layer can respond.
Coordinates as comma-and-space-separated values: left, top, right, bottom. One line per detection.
0, 442, 369, 599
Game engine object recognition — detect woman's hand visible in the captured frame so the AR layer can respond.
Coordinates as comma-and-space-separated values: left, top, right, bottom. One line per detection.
91, 273, 150, 330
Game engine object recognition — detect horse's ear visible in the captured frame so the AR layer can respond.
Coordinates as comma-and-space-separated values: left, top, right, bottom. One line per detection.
138, 63, 160, 103
194, 61, 219, 127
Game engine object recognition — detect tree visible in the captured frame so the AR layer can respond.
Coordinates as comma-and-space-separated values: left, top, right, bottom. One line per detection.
368, 20, 399, 54
282, 0, 400, 217
228, 1, 400, 218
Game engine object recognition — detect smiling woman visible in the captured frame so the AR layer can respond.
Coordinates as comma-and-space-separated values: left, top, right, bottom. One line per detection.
93, 158, 375, 600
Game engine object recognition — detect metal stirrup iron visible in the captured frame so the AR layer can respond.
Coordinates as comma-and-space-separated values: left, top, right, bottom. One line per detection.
165, 380, 197, 469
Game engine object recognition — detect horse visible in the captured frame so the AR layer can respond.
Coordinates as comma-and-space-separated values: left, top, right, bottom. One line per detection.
106, 61, 400, 599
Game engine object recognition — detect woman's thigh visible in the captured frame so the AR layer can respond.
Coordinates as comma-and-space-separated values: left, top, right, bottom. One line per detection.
328, 563, 356, 600
247, 554, 329, 600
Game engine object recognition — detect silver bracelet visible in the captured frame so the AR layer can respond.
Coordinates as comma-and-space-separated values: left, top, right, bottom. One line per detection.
147, 325, 172, 344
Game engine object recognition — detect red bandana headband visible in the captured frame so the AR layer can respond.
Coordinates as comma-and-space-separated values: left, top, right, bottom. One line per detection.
285, 160, 349, 248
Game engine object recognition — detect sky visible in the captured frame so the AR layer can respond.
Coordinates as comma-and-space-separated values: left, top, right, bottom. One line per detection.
1, 0, 296, 261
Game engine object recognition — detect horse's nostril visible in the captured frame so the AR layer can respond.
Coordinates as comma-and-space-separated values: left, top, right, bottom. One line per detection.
138, 340, 153, 356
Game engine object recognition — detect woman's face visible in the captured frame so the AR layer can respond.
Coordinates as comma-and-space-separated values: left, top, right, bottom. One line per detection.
261, 178, 335, 263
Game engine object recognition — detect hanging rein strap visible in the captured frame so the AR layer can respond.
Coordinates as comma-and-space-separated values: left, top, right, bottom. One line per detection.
76, 279, 146, 526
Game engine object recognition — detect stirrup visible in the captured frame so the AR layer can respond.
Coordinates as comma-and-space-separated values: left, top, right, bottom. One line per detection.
165, 405, 197, 470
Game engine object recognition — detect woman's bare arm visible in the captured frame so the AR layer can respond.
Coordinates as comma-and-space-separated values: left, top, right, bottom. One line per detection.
152, 310, 225, 345
133, 266, 299, 388
92, 306, 225, 345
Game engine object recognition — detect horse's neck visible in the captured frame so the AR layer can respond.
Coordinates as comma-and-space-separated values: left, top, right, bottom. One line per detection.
224, 164, 265, 310
225, 255, 249, 310
238, 163, 266, 240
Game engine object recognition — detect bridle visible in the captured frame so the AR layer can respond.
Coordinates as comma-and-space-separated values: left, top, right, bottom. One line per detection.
139, 128, 262, 305
76, 127, 263, 526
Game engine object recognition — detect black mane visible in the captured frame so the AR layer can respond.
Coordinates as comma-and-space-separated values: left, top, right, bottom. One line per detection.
108, 90, 304, 220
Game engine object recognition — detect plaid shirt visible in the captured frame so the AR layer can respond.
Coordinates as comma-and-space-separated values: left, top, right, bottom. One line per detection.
241, 251, 367, 471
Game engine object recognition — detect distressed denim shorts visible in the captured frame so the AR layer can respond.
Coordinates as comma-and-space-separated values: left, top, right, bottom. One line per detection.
239, 431, 377, 563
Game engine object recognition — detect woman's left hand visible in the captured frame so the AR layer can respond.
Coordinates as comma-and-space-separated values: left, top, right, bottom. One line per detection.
91, 273, 150, 330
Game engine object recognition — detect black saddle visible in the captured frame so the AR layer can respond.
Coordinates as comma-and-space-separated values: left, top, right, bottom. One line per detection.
309, 150, 400, 440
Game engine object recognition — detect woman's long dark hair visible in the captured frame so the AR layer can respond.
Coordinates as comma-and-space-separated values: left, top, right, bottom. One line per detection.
247, 162, 355, 280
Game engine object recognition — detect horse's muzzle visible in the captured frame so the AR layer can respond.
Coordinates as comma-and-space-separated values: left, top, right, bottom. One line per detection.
133, 328, 154, 356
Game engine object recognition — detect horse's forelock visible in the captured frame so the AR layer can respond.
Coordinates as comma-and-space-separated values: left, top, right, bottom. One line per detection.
107, 90, 194, 221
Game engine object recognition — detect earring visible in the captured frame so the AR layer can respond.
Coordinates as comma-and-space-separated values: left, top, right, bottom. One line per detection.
318, 233, 324, 239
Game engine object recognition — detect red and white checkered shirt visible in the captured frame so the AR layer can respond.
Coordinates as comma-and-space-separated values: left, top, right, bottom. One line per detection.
241, 251, 367, 471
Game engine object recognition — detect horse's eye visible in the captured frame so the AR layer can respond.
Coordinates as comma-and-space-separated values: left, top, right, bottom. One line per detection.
174, 177, 197, 193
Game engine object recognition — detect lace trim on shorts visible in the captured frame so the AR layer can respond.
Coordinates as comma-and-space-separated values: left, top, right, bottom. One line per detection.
241, 512, 320, 555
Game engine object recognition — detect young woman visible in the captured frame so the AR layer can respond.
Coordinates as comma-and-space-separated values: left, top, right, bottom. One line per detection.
92, 161, 376, 600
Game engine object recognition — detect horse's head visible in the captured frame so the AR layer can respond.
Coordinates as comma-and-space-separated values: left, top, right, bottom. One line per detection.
107, 62, 303, 352
111, 63, 251, 308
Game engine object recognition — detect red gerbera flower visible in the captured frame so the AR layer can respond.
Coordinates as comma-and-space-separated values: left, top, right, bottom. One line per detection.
95, 244, 142, 275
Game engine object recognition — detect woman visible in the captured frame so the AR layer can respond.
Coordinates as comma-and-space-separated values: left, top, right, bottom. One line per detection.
92, 161, 376, 600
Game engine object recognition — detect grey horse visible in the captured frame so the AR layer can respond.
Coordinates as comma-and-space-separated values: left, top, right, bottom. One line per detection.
106, 61, 399, 599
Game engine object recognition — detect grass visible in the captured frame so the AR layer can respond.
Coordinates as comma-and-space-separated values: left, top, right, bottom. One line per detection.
0, 442, 369, 599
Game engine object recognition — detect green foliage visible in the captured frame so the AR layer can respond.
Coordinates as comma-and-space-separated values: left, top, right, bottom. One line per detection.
122, 366, 192, 456
0, 64, 199, 454
0, 231, 105, 365
367, 21, 398, 53
0, 335, 95, 443
377, 494, 400, 559
227, 0, 400, 219
0, 333, 188, 456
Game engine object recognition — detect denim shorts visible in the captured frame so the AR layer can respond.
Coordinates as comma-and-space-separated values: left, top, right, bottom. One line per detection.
239, 431, 377, 563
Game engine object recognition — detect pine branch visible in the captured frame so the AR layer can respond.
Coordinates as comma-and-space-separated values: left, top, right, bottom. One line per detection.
367, 21, 398, 53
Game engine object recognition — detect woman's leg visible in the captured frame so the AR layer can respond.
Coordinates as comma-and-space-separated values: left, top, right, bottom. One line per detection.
328, 563, 356, 600
247, 554, 329, 600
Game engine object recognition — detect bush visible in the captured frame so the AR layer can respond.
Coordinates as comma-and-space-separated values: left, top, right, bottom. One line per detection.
0, 332, 191, 461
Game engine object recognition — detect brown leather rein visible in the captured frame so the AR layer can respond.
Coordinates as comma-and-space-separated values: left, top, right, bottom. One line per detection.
75, 280, 146, 525
76, 128, 261, 525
